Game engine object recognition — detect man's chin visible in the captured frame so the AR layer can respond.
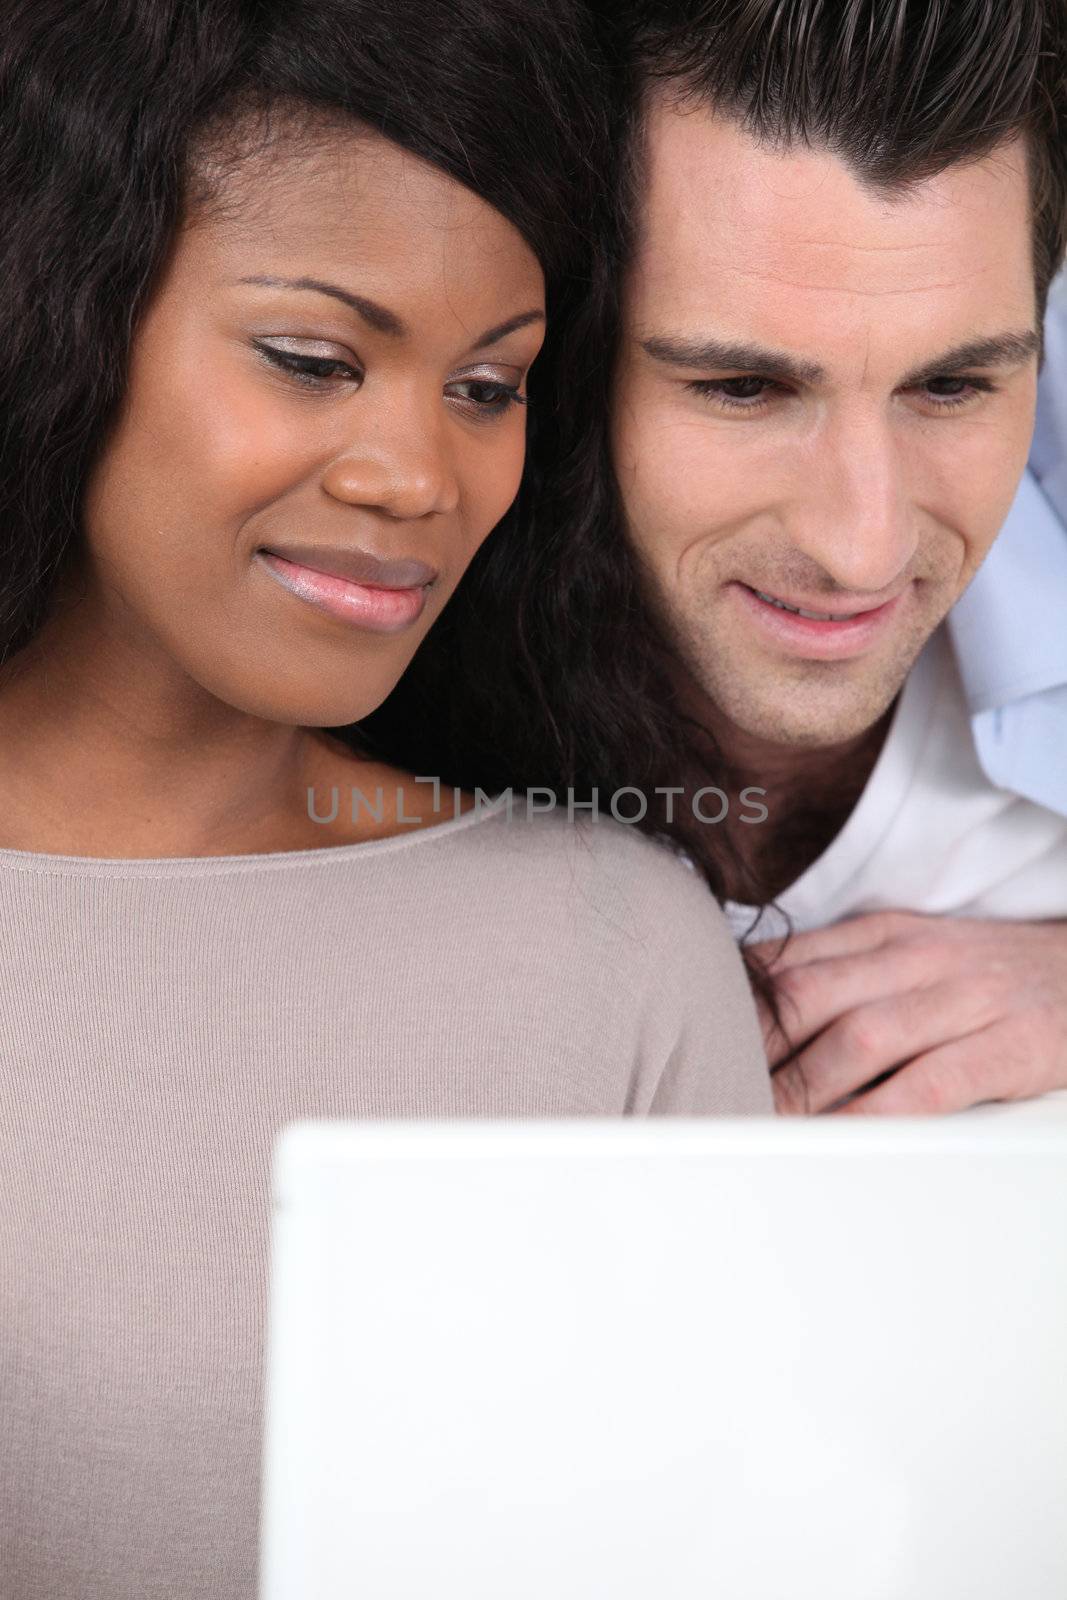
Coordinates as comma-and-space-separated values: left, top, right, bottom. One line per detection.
671, 603, 945, 756
742, 711, 889, 751
706, 669, 908, 753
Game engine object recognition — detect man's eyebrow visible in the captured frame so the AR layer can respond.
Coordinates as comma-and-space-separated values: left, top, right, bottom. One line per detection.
641, 328, 1041, 389
640, 334, 826, 386
235, 275, 544, 352
899, 330, 1040, 387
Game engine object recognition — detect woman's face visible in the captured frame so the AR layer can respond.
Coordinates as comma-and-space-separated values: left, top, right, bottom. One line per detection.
78, 124, 545, 727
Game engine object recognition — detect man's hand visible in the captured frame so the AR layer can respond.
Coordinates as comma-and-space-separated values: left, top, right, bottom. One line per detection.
751, 911, 1067, 1115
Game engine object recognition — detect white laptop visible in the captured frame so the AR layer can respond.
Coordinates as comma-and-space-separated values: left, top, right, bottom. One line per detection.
260, 1116, 1067, 1600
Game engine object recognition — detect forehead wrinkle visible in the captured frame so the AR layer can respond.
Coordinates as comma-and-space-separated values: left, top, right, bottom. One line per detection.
699, 263, 988, 297
634, 237, 992, 300
785, 238, 961, 255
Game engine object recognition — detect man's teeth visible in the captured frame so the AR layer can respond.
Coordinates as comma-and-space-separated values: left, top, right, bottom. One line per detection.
753, 589, 860, 622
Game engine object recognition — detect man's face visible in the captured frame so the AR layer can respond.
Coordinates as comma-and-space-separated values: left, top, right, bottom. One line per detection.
611, 100, 1038, 751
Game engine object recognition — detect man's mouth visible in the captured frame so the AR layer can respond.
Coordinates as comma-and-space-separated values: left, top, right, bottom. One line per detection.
750, 587, 865, 622
731, 581, 907, 662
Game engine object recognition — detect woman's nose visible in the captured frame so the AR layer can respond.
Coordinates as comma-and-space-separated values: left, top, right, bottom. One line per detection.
320, 404, 460, 520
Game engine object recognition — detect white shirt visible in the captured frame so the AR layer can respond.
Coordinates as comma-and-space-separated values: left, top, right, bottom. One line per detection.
725, 624, 1067, 939
947, 270, 1067, 816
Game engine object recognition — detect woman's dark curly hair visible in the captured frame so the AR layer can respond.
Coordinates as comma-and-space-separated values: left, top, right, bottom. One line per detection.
0, 0, 608, 655
1, 0, 775, 1008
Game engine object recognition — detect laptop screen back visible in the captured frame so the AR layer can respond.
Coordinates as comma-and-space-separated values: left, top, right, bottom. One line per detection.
260, 1118, 1067, 1599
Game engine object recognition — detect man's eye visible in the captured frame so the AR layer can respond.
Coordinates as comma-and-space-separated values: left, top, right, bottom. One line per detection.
685, 376, 781, 412
253, 343, 362, 388
915, 375, 996, 409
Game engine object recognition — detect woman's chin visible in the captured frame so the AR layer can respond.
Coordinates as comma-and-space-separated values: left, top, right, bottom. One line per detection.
188, 671, 409, 736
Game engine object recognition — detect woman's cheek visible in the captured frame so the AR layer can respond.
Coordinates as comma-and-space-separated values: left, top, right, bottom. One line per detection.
176, 379, 323, 517
468, 426, 528, 544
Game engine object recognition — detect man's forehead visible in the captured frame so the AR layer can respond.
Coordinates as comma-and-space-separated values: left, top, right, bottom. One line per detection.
629, 95, 1033, 308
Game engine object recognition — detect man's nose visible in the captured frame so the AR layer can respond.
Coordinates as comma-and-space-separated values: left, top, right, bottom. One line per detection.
320, 396, 461, 522
786, 413, 918, 594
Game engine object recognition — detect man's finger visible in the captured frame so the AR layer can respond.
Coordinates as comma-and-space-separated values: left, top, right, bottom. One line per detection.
762, 940, 938, 1067
830, 1021, 1027, 1115
772, 977, 996, 1114
748, 909, 922, 975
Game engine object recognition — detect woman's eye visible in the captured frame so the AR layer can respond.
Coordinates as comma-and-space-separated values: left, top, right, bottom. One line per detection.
685, 375, 781, 412
448, 378, 527, 416
252, 344, 525, 416
253, 342, 363, 388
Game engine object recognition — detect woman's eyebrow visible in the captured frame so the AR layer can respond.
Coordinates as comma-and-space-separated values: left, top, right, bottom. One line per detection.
467, 310, 544, 352
234, 275, 543, 352
234, 274, 407, 336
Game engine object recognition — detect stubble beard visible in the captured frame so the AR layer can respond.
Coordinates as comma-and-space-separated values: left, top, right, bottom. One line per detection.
663, 591, 947, 753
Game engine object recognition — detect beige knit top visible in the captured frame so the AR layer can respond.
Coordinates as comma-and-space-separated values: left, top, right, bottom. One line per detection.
0, 800, 771, 1598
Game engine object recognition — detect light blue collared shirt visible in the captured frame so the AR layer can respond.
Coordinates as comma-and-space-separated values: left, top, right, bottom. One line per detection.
946, 270, 1067, 817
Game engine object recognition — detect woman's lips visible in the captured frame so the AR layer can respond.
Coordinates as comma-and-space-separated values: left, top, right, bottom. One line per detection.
256, 549, 431, 634
732, 580, 905, 659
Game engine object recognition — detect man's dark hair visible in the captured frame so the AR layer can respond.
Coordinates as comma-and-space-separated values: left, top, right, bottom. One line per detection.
611, 0, 1067, 318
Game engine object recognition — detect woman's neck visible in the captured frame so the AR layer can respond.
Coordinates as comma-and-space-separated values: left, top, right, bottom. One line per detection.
0, 625, 465, 859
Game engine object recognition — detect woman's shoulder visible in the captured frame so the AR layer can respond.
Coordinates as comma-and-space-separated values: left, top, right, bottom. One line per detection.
301, 749, 721, 943
308, 788, 772, 1116
447, 802, 770, 1115
442, 798, 740, 960
306, 770, 746, 997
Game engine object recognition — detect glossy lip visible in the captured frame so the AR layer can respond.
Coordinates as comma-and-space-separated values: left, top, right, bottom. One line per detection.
256, 549, 432, 634
260, 540, 437, 588
732, 580, 906, 660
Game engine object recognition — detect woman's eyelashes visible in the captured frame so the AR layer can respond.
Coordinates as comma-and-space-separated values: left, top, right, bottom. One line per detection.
684, 372, 1000, 416
251, 341, 526, 416
447, 376, 528, 417
253, 343, 363, 389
